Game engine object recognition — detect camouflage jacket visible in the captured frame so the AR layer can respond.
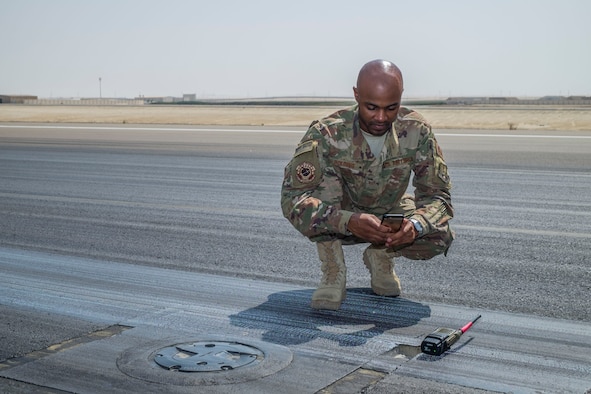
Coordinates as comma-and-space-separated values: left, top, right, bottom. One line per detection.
281, 105, 453, 241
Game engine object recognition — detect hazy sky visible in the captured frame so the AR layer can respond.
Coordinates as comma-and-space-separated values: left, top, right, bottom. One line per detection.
1, 0, 590, 99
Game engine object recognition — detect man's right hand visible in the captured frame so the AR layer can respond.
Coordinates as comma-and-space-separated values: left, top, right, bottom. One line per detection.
346, 213, 390, 244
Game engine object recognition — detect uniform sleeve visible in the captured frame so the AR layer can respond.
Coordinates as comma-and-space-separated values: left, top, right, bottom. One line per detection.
410, 124, 454, 234
280, 124, 353, 239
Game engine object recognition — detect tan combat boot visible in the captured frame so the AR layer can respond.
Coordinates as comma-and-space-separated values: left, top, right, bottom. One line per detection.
311, 240, 347, 310
363, 246, 401, 296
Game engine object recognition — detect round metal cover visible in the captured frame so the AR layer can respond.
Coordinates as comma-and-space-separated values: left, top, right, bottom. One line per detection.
117, 335, 292, 386
154, 341, 263, 372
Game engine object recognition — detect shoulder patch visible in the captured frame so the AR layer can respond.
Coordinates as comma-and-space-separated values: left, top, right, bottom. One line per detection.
291, 140, 322, 188
295, 162, 317, 184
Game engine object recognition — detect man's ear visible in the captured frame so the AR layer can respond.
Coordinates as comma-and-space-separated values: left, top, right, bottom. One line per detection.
353, 87, 359, 102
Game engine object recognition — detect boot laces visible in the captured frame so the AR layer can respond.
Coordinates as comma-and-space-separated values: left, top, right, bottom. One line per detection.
323, 261, 342, 284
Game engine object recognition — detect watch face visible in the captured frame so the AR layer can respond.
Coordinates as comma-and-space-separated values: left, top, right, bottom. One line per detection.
411, 219, 423, 235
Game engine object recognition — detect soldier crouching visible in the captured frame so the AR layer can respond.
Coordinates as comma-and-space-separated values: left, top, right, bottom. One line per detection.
280, 59, 454, 310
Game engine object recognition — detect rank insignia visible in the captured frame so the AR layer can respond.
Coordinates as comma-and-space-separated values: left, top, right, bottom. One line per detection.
296, 162, 316, 184
438, 163, 449, 183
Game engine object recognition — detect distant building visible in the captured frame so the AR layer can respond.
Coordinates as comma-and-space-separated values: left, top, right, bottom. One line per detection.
0, 94, 38, 103
23, 98, 144, 105
445, 97, 488, 105
138, 96, 179, 104
446, 96, 591, 105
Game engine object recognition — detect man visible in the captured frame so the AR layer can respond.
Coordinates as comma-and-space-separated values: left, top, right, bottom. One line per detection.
281, 59, 454, 310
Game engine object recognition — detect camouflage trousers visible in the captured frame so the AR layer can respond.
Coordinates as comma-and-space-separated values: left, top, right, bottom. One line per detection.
318, 194, 454, 260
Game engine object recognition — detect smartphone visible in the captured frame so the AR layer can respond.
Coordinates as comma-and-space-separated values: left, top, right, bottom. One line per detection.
381, 213, 404, 232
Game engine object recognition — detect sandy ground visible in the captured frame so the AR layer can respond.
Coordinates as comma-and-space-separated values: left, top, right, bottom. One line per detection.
1, 104, 590, 131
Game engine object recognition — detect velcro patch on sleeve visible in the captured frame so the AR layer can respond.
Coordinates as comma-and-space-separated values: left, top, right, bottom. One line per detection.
292, 140, 321, 188
437, 162, 449, 183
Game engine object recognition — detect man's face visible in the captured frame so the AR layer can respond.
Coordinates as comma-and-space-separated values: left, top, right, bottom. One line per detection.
354, 84, 402, 136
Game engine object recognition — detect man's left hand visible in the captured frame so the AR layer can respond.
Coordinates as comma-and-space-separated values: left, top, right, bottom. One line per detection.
384, 218, 417, 248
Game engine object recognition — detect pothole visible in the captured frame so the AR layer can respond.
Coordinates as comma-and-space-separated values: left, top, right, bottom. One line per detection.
386, 343, 423, 360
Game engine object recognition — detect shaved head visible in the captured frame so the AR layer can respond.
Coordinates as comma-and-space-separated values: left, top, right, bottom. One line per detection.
356, 59, 403, 91
353, 60, 404, 136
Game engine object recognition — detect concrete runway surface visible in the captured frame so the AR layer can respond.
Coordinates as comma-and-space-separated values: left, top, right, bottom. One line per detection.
0, 123, 590, 393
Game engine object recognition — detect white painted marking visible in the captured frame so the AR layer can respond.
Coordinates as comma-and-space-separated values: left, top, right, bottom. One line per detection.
438, 133, 591, 139
1, 124, 590, 138
0, 124, 299, 134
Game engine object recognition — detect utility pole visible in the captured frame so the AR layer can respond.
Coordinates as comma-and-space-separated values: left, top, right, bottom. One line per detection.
99, 77, 102, 98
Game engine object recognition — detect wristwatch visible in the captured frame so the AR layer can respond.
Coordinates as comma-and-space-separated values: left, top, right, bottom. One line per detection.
409, 218, 424, 238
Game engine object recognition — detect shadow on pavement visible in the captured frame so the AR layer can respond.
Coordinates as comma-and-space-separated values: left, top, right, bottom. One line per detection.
230, 288, 430, 347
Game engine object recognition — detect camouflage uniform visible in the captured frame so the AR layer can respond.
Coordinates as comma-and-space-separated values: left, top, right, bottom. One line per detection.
281, 105, 454, 260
